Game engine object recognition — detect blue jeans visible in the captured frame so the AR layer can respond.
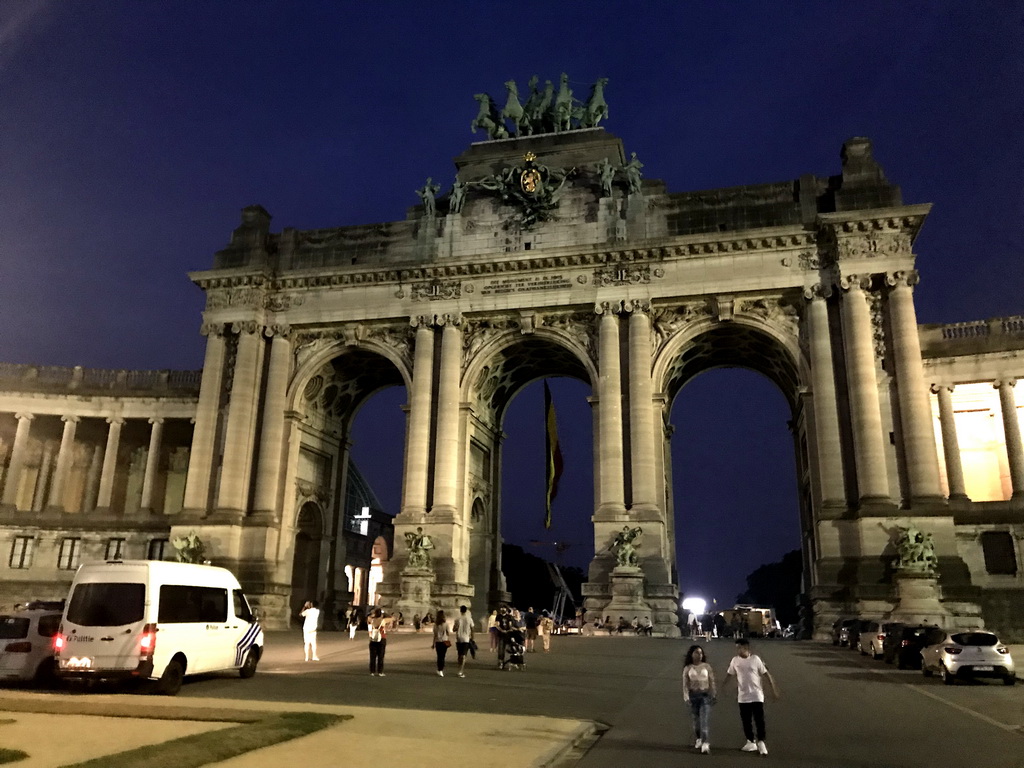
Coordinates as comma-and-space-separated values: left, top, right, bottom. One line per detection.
688, 691, 714, 741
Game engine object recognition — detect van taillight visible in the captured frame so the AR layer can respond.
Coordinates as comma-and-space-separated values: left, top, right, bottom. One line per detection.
53, 634, 65, 652
139, 623, 157, 658
4, 641, 31, 653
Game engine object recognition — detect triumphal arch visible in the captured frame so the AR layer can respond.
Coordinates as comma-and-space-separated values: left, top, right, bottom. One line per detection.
3, 78, 1022, 637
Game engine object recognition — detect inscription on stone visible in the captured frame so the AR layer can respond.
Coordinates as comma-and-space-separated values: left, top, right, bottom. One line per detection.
479, 274, 572, 296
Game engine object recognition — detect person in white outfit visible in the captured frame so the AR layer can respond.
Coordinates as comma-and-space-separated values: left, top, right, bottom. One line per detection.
723, 638, 780, 755
453, 605, 474, 677
300, 600, 320, 661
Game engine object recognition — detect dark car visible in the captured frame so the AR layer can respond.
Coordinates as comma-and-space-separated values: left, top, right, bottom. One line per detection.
832, 618, 859, 647
846, 619, 871, 650
883, 625, 946, 669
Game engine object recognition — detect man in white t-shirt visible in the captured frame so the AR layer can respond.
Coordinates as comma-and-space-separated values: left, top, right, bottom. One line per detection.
723, 638, 779, 755
300, 600, 321, 661
453, 604, 475, 678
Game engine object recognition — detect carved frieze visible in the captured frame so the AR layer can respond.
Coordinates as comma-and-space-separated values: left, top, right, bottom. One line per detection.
540, 310, 596, 364
462, 316, 520, 370
594, 264, 651, 286
365, 324, 413, 370
264, 293, 305, 312
205, 287, 263, 311
650, 302, 713, 355
738, 297, 800, 335
411, 279, 461, 301
835, 232, 912, 261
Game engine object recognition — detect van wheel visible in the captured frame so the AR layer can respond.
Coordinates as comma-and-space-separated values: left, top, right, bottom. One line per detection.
157, 659, 185, 696
239, 649, 259, 679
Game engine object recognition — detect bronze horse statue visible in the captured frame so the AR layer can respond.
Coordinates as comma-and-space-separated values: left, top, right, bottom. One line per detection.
582, 77, 609, 128
501, 80, 527, 136
471, 93, 508, 140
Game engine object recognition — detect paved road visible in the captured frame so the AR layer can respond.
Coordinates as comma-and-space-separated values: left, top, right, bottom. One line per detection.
175, 630, 1023, 767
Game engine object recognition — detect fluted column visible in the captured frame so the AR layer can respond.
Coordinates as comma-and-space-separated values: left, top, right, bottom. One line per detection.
804, 285, 845, 507
140, 418, 164, 511
96, 417, 124, 509
253, 325, 293, 517
627, 302, 657, 511
995, 379, 1024, 500
839, 274, 890, 503
48, 416, 80, 509
2, 413, 34, 507
887, 271, 943, 502
217, 321, 264, 514
596, 303, 625, 514
401, 320, 435, 516
932, 384, 968, 501
430, 317, 462, 515
32, 442, 54, 511
183, 323, 226, 512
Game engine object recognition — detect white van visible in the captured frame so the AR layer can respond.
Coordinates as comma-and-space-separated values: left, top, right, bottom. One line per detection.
55, 560, 264, 695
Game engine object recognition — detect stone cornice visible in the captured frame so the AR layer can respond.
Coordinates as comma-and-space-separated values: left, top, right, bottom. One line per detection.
816, 204, 931, 243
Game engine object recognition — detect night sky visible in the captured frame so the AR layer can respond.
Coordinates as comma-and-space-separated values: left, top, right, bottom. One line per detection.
1, 3, 1020, 607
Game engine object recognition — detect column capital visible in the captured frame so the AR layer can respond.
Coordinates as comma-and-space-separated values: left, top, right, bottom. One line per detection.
885, 269, 920, 289
839, 273, 872, 292
14, 412, 34, 422
594, 300, 624, 317
200, 322, 224, 338
264, 323, 291, 338
438, 313, 463, 328
803, 283, 832, 301
930, 383, 954, 395
106, 416, 125, 426
624, 299, 651, 315
411, 315, 437, 329
61, 415, 80, 424
231, 320, 261, 336
994, 379, 1017, 390
148, 417, 165, 426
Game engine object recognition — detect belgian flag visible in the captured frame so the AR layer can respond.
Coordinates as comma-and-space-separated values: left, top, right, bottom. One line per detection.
544, 381, 564, 529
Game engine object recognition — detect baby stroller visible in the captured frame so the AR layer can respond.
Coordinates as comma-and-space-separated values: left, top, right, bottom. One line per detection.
505, 628, 527, 670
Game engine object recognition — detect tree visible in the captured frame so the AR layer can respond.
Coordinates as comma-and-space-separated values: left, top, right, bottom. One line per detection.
735, 549, 803, 626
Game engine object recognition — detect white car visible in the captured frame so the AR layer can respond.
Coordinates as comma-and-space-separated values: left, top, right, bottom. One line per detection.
0, 604, 64, 684
921, 630, 1016, 686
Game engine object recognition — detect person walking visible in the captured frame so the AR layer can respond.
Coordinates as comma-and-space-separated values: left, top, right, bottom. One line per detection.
539, 610, 555, 652
453, 604, 474, 677
687, 611, 699, 639
722, 638, 779, 755
367, 608, 394, 676
486, 610, 498, 651
347, 608, 360, 640
495, 604, 515, 669
682, 644, 717, 754
524, 607, 538, 652
300, 600, 320, 661
431, 608, 451, 677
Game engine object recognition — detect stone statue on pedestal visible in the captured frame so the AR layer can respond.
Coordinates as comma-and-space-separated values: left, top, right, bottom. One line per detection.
172, 531, 206, 564
597, 158, 615, 198
895, 526, 938, 572
623, 152, 644, 194
610, 525, 642, 568
405, 526, 434, 569
416, 178, 440, 218
448, 179, 468, 214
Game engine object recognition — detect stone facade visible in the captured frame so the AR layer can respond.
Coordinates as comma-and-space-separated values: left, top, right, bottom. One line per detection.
2, 126, 1022, 637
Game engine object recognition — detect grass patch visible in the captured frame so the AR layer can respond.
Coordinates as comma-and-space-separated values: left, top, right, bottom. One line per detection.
0, 749, 27, 765
60, 711, 344, 768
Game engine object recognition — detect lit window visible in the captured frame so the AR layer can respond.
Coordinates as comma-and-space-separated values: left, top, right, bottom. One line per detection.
105, 538, 126, 561
57, 538, 81, 570
8, 536, 34, 569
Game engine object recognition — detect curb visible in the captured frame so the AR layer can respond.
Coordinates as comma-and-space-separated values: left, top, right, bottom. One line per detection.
531, 720, 608, 768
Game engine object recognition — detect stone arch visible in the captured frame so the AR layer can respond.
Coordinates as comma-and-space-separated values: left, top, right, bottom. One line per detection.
288, 338, 412, 414
289, 500, 324, 624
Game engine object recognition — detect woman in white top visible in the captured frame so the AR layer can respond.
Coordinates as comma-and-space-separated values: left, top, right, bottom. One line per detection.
431, 609, 451, 677
682, 644, 717, 754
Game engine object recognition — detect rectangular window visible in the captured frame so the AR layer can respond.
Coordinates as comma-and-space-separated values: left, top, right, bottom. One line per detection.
980, 531, 1018, 575
233, 589, 255, 623
147, 538, 168, 561
8, 536, 34, 569
67, 583, 145, 626
57, 538, 81, 570
105, 538, 125, 562
158, 585, 228, 623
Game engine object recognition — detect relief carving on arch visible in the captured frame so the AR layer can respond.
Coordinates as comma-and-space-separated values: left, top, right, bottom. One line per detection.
462, 315, 520, 371
540, 310, 596, 365
365, 324, 413, 372
738, 296, 800, 338
650, 301, 713, 355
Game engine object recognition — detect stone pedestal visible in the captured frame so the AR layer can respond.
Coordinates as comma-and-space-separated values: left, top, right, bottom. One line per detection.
395, 567, 434, 622
889, 569, 948, 625
602, 566, 652, 624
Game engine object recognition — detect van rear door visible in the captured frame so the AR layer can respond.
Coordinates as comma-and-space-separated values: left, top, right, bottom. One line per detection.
61, 582, 146, 672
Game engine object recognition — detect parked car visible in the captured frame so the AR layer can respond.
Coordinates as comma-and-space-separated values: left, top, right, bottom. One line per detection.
921, 630, 1016, 685
858, 621, 902, 659
883, 625, 946, 669
832, 618, 859, 647
0, 605, 64, 684
847, 619, 871, 650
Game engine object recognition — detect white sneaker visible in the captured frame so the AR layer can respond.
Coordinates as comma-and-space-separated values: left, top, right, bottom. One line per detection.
458, 672, 465, 678
694, 739, 703, 750
741, 741, 758, 752
312, 657, 319, 661
701, 743, 710, 754
437, 670, 444, 677
377, 673, 385, 677
756, 741, 768, 755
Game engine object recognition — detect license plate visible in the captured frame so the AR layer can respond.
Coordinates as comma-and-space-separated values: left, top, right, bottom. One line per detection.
973, 665, 993, 672
61, 657, 93, 669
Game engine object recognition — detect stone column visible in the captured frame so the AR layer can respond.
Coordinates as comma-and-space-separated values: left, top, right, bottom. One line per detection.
596, 303, 625, 514
140, 418, 164, 511
931, 384, 968, 501
253, 325, 292, 517
401, 319, 435, 516
2, 413, 33, 507
430, 317, 462, 516
839, 274, 890, 504
627, 302, 657, 511
995, 379, 1024, 500
48, 416, 80, 509
96, 417, 124, 510
83, 444, 103, 512
32, 441, 54, 512
804, 285, 845, 507
887, 271, 943, 502
217, 321, 264, 514
183, 323, 226, 512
